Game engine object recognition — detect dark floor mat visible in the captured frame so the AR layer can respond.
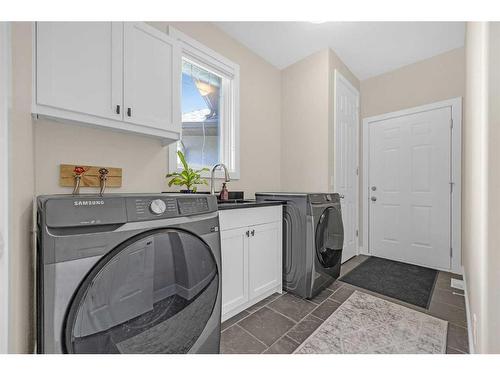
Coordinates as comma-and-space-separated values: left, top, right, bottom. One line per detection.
340, 256, 438, 309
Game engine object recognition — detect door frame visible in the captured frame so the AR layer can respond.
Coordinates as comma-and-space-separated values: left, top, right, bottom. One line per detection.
332, 69, 360, 261
361, 97, 462, 274
0, 22, 11, 353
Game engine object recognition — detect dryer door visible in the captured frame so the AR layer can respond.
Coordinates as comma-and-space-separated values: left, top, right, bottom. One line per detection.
315, 206, 344, 268
63, 228, 219, 354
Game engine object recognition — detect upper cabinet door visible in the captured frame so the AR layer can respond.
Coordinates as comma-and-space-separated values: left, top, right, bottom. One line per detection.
36, 22, 123, 121
123, 23, 181, 132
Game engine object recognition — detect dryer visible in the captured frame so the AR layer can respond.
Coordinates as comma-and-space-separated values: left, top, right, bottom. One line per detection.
256, 193, 344, 299
36, 194, 221, 354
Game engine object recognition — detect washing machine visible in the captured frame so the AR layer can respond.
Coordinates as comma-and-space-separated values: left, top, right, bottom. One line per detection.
255, 193, 344, 299
36, 194, 221, 354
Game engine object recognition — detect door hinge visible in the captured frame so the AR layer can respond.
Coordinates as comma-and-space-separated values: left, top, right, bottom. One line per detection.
450, 181, 454, 193
450, 247, 453, 258
450, 118, 454, 129
355, 229, 359, 237
356, 167, 359, 176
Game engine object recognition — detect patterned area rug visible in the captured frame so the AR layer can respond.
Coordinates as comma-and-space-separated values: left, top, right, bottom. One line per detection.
294, 291, 447, 354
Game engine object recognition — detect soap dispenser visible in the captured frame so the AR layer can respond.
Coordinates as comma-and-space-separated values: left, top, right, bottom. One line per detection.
219, 183, 229, 201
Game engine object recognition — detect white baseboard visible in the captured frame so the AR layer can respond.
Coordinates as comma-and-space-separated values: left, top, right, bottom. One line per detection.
462, 266, 475, 354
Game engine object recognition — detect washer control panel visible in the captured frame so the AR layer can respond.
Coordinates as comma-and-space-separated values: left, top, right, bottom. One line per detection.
149, 199, 167, 215
127, 197, 178, 221
126, 195, 216, 221
177, 197, 209, 215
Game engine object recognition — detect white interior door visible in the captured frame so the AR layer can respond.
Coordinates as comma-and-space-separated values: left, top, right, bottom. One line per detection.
333, 71, 359, 263
368, 107, 451, 270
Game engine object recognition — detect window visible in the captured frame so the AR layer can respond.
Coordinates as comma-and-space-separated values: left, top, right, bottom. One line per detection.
169, 28, 240, 179
180, 59, 221, 168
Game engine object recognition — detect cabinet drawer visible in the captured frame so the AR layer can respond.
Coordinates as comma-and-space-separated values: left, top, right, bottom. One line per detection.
219, 206, 282, 231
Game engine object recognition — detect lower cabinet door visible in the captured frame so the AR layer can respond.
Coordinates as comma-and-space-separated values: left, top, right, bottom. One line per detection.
248, 222, 281, 300
220, 227, 249, 316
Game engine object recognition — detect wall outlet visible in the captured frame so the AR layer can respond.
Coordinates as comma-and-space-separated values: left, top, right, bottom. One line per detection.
472, 313, 478, 348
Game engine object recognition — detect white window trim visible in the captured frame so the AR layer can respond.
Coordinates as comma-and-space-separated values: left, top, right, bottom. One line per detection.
167, 27, 240, 180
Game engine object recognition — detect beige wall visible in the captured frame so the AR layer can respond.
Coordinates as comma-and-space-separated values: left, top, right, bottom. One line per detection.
463, 21, 500, 354
463, 22, 488, 354
361, 47, 465, 118
9, 22, 35, 353
0, 23, 10, 353
281, 49, 330, 192
485, 22, 500, 353
9, 21, 281, 353
281, 48, 359, 192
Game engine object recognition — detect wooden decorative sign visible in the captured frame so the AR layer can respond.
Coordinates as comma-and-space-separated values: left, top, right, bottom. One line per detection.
59, 164, 122, 188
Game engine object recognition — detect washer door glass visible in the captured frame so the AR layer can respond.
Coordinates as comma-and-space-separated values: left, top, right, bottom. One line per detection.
315, 206, 344, 268
64, 228, 219, 354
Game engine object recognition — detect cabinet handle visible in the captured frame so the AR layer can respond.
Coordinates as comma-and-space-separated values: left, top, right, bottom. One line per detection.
115, 105, 120, 115
245, 230, 250, 237
127, 107, 132, 117
251, 229, 255, 237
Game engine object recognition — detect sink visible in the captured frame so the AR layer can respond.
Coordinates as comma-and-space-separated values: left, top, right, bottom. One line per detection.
217, 199, 255, 204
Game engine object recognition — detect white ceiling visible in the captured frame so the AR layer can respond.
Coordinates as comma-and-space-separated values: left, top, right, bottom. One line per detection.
214, 22, 466, 80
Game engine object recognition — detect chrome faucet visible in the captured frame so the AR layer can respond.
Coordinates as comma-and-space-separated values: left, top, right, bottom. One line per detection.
210, 163, 231, 195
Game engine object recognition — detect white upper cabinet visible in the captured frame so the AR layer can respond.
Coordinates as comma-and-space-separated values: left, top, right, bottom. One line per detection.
123, 23, 181, 133
33, 22, 181, 144
36, 22, 123, 121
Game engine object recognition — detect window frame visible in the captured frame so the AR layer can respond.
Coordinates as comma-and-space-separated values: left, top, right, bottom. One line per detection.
168, 27, 240, 180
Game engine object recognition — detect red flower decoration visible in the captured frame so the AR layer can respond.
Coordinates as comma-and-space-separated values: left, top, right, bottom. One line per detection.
74, 166, 86, 176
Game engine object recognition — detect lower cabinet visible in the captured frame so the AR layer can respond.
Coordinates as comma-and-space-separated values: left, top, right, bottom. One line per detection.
220, 227, 248, 314
219, 206, 283, 322
248, 222, 281, 300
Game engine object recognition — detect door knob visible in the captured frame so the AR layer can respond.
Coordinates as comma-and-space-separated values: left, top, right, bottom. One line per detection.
371, 186, 377, 191
371, 196, 377, 202
339, 194, 345, 199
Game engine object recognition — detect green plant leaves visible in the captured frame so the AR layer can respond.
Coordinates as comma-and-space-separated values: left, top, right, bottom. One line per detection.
166, 150, 209, 191
177, 150, 189, 171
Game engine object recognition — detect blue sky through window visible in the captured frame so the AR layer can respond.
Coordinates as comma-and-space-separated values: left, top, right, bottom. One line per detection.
182, 73, 208, 114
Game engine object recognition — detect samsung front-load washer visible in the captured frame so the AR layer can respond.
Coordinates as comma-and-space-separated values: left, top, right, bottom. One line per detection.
36, 194, 221, 354
255, 193, 344, 299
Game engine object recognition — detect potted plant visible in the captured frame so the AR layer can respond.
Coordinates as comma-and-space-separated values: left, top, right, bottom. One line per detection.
166, 151, 209, 193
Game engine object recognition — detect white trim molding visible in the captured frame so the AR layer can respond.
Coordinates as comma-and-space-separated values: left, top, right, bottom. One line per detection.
0, 21, 11, 354
362, 97, 462, 274
167, 27, 240, 180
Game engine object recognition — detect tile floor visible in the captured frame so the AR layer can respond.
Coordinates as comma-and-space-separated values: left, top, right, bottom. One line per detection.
220, 255, 469, 354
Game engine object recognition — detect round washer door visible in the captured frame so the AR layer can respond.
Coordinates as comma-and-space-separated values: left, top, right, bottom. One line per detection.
315, 206, 344, 268
64, 228, 219, 354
